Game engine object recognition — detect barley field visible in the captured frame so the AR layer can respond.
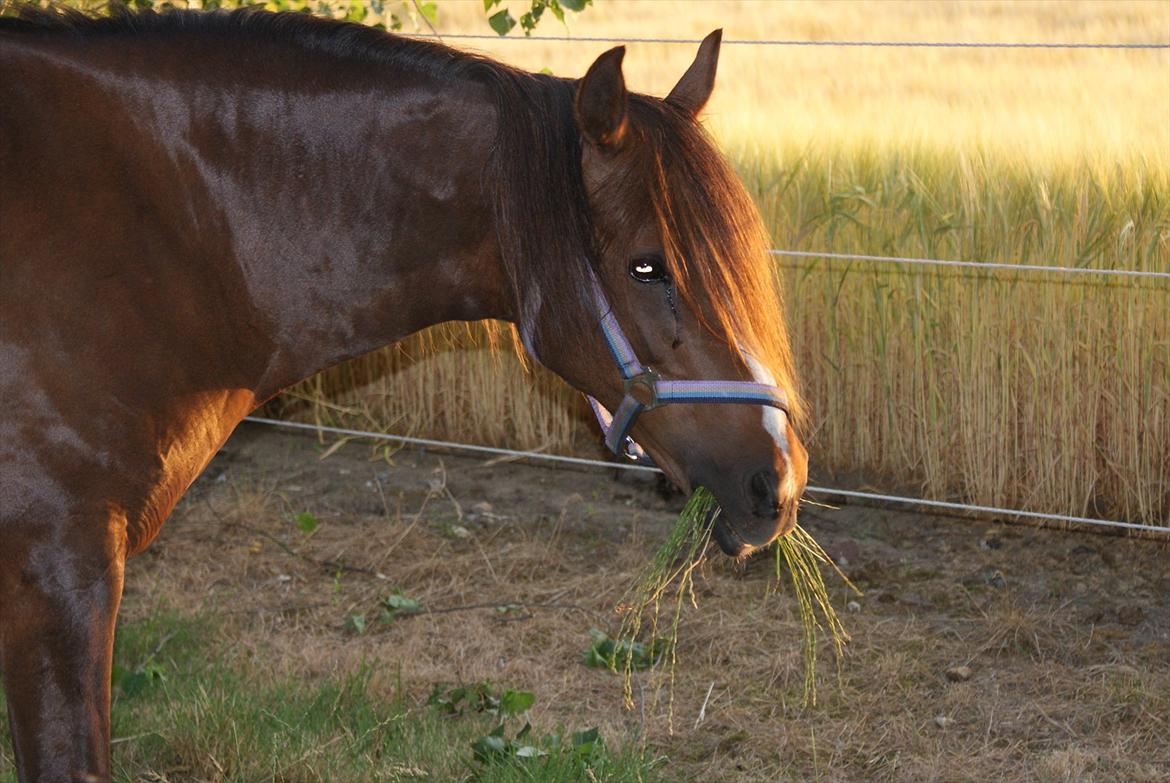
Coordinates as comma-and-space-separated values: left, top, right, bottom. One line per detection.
268, 0, 1170, 527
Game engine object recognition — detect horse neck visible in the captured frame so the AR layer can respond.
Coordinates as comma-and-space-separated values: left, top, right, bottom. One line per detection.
232, 61, 512, 398
75, 36, 514, 400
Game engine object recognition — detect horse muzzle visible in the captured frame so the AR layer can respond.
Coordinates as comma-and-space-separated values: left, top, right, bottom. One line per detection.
708, 467, 801, 556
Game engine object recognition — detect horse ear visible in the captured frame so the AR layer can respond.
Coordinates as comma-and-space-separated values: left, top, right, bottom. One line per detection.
575, 45, 629, 150
666, 29, 722, 116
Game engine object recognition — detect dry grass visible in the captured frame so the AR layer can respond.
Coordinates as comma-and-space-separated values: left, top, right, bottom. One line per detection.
73, 427, 1170, 781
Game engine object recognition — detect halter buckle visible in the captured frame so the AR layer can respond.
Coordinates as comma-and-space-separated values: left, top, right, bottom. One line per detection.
623, 368, 662, 410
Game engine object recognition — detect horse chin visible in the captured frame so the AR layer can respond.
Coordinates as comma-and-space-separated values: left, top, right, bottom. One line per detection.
710, 509, 797, 558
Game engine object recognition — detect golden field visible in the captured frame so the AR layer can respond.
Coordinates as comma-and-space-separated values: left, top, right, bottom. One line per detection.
283, 1, 1170, 527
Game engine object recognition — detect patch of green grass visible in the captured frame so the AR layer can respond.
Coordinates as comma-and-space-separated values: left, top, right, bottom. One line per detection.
0, 612, 664, 783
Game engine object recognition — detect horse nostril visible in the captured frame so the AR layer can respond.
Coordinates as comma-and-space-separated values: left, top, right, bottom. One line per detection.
747, 469, 782, 519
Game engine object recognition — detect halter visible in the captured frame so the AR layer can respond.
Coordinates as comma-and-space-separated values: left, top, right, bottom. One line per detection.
584, 277, 789, 464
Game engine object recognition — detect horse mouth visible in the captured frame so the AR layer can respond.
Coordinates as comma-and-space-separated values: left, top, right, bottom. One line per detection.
711, 516, 751, 556
710, 507, 798, 557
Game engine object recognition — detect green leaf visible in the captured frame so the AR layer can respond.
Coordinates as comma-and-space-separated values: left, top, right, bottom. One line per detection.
294, 512, 318, 534
378, 591, 422, 623
346, 0, 367, 22
581, 629, 667, 671
114, 662, 165, 697
520, 3, 544, 33
488, 8, 516, 35
417, 1, 437, 23
343, 614, 366, 634
499, 688, 535, 716
559, 0, 589, 11
483, 0, 501, 9
572, 727, 601, 747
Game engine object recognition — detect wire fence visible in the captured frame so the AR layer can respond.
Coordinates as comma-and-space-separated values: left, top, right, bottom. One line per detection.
768, 250, 1170, 280
244, 417, 1170, 536
417, 33, 1170, 50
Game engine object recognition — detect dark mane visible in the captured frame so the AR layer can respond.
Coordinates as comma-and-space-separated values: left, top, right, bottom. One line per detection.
1, 2, 470, 78
1, 2, 798, 420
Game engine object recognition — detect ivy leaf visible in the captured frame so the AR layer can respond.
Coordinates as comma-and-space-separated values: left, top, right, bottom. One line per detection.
488, 8, 516, 35
483, 0, 502, 9
559, 0, 589, 11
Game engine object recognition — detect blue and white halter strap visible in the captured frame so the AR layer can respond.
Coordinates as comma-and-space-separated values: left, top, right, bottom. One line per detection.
583, 276, 789, 465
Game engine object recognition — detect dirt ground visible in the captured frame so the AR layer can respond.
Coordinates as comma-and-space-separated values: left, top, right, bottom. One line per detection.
117, 423, 1170, 782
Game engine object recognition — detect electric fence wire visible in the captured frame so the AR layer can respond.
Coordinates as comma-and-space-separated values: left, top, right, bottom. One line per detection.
415, 33, 1170, 49
243, 417, 1170, 536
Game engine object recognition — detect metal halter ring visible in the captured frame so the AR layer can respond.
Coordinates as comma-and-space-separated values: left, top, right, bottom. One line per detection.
622, 368, 661, 410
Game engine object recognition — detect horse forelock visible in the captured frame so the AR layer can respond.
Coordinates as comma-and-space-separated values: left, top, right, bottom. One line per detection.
627, 97, 805, 427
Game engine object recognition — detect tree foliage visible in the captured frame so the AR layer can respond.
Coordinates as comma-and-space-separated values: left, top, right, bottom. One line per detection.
3, 0, 593, 36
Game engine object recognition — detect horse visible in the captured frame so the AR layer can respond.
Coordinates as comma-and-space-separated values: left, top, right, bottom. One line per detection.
0, 6, 808, 779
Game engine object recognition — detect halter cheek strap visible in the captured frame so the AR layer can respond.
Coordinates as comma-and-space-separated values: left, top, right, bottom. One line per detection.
585, 278, 789, 464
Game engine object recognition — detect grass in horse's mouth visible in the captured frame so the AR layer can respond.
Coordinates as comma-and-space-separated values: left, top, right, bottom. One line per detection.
615, 488, 858, 728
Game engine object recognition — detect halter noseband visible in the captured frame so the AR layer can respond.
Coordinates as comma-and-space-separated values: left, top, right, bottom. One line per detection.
584, 277, 789, 465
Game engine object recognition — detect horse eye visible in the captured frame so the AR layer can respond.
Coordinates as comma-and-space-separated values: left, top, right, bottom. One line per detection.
629, 255, 667, 283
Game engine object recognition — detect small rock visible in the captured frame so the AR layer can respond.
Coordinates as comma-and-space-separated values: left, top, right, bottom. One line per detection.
466, 501, 499, 525
846, 600, 862, 614
827, 538, 860, 568
945, 665, 972, 682
449, 525, 472, 539
934, 715, 952, 729
1118, 605, 1146, 626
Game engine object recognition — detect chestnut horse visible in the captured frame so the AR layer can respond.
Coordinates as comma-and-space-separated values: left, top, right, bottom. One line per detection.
0, 6, 808, 779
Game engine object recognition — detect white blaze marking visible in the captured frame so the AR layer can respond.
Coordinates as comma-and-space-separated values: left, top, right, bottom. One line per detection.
741, 352, 797, 497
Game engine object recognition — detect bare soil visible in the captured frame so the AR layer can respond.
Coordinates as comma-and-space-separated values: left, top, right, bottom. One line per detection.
119, 423, 1170, 782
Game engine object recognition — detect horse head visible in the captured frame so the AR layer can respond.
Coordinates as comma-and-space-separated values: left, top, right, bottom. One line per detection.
516, 32, 808, 556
